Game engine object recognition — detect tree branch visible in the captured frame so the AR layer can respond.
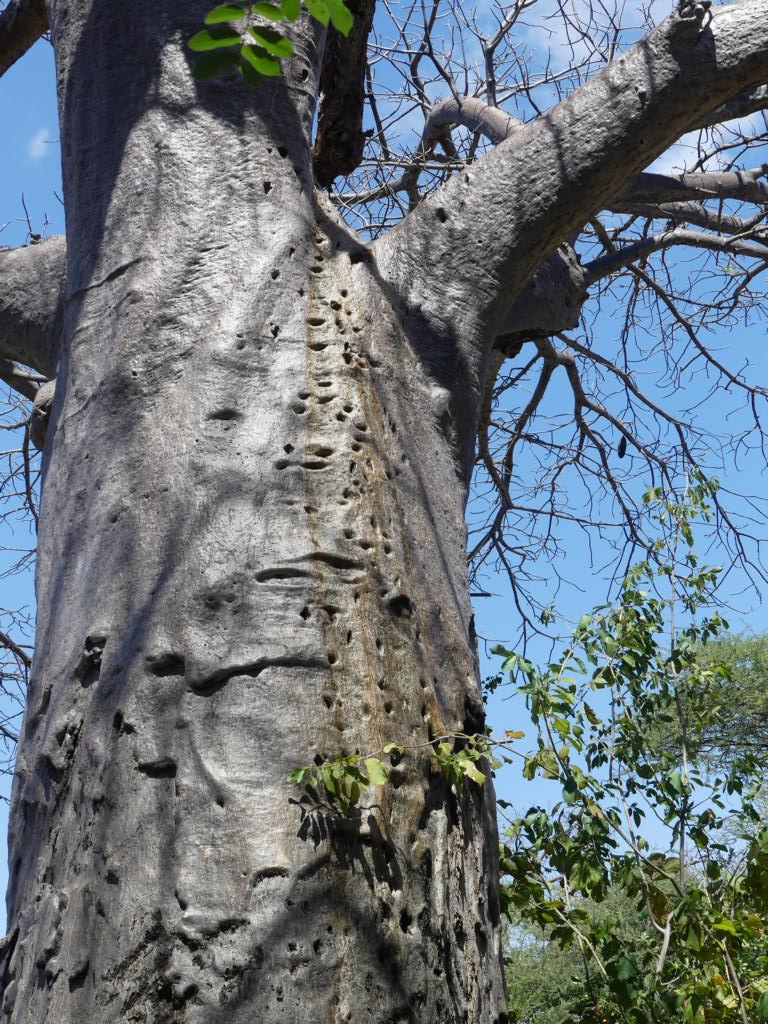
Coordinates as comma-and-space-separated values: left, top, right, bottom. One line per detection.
0, 236, 65, 378
0, 0, 47, 78
584, 226, 768, 283
376, 0, 768, 349
313, 0, 377, 187
617, 166, 768, 205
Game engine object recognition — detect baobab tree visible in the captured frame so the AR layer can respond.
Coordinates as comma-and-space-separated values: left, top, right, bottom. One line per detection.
1, 0, 768, 1021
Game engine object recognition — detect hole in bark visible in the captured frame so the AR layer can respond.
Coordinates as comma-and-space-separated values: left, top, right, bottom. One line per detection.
68, 961, 89, 992
272, 324, 281, 337
327, 652, 338, 666
284, 444, 294, 454
378, 678, 386, 690
307, 316, 326, 326
400, 909, 413, 933
207, 408, 242, 421
387, 594, 413, 618
336, 412, 347, 421
271, 269, 280, 280
112, 711, 136, 734
136, 758, 177, 779
292, 402, 307, 414
384, 702, 393, 714
146, 653, 186, 677
375, 639, 383, 652
313, 938, 323, 955
106, 870, 119, 885
435, 207, 448, 223
215, 794, 226, 807
349, 249, 372, 265
275, 459, 290, 470
263, 181, 272, 193
176, 891, 188, 910
300, 606, 311, 620
323, 695, 333, 709
310, 341, 327, 351
314, 754, 324, 766
277, 145, 288, 158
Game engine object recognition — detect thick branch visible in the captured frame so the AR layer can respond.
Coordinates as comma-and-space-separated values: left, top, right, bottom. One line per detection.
0, 0, 47, 77
424, 96, 522, 145
313, 0, 376, 187
0, 237, 65, 377
617, 166, 768, 204
377, 0, 768, 346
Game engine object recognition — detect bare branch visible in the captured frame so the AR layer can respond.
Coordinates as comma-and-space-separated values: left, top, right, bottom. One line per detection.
584, 227, 768, 284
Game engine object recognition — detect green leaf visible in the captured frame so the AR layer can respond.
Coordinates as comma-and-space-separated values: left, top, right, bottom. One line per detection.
668, 768, 685, 794
204, 4, 247, 24
364, 757, 389, 786
251, 1, 284, 19
248, 26, 294, 55
189, 26, 243, 50
460, 760, 486, 785
240, 43, 282, 75
757, 991, 768, 1020
280, 0, 301, 18
239, 59, 262, 85
326, 0, 353, 34
304, 0, 330, 25
191, 50, 240, 77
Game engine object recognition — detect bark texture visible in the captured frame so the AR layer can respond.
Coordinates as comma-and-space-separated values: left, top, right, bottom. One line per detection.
0, 237, 64, 378
0, 0, 47, 77
2, 3, 505, 1022
4, 1, 768, 1022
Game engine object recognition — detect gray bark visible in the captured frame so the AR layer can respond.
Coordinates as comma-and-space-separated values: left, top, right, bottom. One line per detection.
0, 237, 64, 378
2, 4, 504, 1022
0, 0, 47, 77
3, 1, 768, 1022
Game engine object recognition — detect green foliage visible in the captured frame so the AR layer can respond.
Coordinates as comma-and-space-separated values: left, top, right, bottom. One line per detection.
289, 734, 494, 815
495, 478, 768, 1022
190, 0, 354, 83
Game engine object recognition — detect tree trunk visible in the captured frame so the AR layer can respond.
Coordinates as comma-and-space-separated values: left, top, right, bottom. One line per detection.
0, 3, 506, 1021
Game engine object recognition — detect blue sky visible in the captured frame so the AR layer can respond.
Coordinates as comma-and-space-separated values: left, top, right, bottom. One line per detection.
1, 15, 767, 935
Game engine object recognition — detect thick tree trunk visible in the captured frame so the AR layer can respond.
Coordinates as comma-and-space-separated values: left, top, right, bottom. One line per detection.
1, 3, 506, 1022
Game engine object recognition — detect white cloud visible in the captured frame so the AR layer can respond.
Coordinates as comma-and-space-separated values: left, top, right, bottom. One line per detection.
27, 127, 50, 162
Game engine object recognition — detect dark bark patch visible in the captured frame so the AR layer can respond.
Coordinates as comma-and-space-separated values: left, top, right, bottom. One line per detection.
136, 758, 177, 779
387, 593, 413, 618
68, 959, 89, 992
206, 408, 242, 422
145, 652, 186, 677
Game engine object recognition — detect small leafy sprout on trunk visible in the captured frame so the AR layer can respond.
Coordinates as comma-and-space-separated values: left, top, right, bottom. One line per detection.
191, 0, 354, 83
289, 732, 506, 814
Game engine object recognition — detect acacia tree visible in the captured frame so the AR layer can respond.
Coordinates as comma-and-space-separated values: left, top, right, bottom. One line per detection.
1, 0, 768, 1021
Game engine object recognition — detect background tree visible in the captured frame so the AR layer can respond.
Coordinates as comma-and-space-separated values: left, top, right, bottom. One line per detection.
0, 0, 767, 1022
495, 488, 768, 1023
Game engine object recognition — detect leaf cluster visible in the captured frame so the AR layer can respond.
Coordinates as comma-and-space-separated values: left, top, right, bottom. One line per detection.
190, 0, 353, 83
